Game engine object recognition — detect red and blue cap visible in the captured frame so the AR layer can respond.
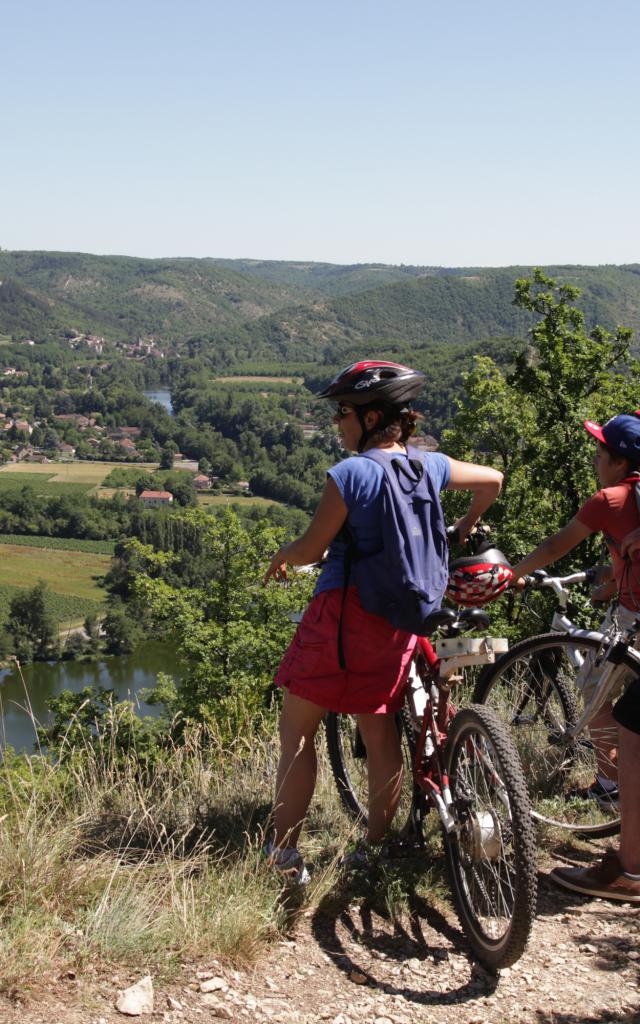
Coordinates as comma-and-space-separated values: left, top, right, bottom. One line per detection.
584, 411, 640, 464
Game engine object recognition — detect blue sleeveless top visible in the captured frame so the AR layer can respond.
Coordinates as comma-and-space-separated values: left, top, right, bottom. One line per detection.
315, 450, 451, 595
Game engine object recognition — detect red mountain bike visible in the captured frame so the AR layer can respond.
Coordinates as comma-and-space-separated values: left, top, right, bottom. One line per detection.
325, 607, 537, 971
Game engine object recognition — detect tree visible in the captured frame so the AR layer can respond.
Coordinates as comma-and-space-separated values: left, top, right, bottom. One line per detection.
443, 269, 640, 561
132, 508, 314, 736
7, 581, 57, 661
103, 603, 142, 654
441, 271, 640, 640
159, 440, 178, 470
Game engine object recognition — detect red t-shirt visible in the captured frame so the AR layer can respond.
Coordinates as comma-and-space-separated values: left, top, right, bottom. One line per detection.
576, 482, 640, 610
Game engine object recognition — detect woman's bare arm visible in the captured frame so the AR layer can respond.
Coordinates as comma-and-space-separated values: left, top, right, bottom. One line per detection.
264, 478, 348, 583
445, 458, 503, 542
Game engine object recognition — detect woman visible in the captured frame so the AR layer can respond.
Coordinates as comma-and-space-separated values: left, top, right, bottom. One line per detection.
264, 361, 503, 882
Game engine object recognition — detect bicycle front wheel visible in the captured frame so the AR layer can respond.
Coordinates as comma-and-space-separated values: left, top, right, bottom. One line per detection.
473, 632, 622, 838
444, 705, 537, 971
325, 710, 415, 833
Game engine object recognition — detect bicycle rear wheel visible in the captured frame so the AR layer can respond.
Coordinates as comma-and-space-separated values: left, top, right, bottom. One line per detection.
444, 705, 537, 971
473, 633, 622, 838
325, 710, 415, 833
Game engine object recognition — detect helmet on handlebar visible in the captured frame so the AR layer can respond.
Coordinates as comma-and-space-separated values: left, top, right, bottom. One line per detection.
446, 544, 513, 607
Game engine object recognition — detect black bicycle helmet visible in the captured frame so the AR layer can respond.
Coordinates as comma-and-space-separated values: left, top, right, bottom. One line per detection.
316, 361, 425, 407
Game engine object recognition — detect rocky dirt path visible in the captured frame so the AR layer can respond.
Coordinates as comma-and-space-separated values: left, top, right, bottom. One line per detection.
2, 870, 639, 1024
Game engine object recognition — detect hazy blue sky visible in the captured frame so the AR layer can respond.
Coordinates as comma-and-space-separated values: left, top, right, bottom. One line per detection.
3, 0, 638, 265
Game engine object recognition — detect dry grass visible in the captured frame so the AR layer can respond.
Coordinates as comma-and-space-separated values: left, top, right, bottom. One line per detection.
0, 700, 451, 998
0, 712, 349, 995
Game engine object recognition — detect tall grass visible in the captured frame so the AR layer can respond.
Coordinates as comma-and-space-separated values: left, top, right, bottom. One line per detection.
0, 695, 455, 998
0, 703, 354, 996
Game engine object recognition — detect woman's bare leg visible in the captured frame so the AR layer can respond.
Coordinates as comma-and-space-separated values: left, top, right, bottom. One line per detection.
356, 712, 404, 844
272, 690, 327, 849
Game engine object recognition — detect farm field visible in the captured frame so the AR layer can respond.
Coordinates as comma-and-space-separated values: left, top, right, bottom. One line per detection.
0, 460, 160, 495
0, 583, 103, 630
0, 544, 110, 602
0, 473, 93, 496
94, 486, 136, 500
214, 375, 303, 384
0, 535, 115, 555
196, 493, 280, 507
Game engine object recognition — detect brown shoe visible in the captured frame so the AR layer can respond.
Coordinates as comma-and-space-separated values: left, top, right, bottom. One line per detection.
550, 849, 640, 903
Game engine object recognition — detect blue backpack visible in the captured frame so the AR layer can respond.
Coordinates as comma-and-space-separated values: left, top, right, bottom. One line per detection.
338, 446, 449, 666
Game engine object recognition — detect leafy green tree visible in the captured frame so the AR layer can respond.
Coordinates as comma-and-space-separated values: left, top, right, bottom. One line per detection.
444, 269, 639, 559
37, 686, 164, 770
442, 270, 639, 637
132, 508, 314, 735
159, 440, 178, 469
7, 581, 57, 662
103, 603, 142, 654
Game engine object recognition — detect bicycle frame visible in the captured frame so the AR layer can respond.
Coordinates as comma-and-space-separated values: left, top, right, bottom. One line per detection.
406, 634, 509, 837
525, 570, 640, 736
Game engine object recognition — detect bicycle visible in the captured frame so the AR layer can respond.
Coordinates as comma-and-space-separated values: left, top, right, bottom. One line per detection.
472, 568, 640, 837
325, 606, 537, 971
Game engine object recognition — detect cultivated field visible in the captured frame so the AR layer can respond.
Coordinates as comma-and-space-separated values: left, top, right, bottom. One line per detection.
0, 461, 160, 496
0, 473, 93, 496
0, 544, 110, 602
196, 493, 279, 507
0, 534, 115, 555
213, 375, 303, 384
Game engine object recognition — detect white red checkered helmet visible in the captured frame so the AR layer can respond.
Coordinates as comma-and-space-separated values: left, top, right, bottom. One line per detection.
446, 547, 513, 607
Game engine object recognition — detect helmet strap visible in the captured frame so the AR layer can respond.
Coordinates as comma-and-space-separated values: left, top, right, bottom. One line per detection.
356, 405, 389, 453
356, 408, 371, 453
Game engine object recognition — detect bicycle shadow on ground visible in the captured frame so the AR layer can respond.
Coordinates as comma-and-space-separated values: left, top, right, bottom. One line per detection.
309, 859, 499, 1007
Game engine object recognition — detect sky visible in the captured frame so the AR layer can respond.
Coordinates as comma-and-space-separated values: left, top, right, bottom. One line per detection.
2, 0, 639, 266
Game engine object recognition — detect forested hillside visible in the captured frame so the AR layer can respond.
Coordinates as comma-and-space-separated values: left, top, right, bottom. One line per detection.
1, 251, 639, 361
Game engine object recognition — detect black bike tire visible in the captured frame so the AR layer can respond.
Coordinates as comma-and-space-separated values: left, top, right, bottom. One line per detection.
444, 704, 537, 971
473, 632, 622, 839
325, 710, 416, 832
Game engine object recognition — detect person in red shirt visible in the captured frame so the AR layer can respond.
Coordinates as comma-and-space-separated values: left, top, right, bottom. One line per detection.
510, 411, 640, 903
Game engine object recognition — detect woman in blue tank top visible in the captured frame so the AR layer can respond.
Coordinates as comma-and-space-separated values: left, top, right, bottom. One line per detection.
263, 361, 503, 883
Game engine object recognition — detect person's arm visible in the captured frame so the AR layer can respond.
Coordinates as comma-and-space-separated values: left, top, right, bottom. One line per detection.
264, 477, 348, 583
510, 517, 593, 582
445, 459, 503, 542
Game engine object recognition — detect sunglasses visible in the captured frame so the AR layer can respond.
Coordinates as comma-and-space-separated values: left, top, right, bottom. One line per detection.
334, 404, 354, 419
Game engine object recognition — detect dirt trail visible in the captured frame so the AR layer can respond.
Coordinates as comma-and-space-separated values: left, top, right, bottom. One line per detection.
2, 870, 638, 1024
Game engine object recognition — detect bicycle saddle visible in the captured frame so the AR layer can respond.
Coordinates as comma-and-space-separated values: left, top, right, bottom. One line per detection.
421, 608, 458, 634
458, 608, 491, 631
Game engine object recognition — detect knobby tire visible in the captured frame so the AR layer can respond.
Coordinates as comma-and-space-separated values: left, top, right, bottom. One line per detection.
473, 632, 623, 838
444, 704, 537, 971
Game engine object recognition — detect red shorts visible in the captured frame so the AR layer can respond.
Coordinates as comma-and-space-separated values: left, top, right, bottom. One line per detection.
275, 587, 417, 714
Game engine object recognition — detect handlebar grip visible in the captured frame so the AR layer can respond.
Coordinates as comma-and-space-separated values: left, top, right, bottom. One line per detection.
447, 526, 460, 545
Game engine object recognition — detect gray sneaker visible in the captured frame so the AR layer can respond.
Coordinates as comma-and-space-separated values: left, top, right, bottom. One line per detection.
264, 843, 310, 886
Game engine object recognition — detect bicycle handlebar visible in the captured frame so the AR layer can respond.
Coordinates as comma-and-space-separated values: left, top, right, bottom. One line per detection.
522, 567, 597, 593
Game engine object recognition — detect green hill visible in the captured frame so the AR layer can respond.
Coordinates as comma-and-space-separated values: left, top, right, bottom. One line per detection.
1, 251, 639, 359
0, 251, 304, 343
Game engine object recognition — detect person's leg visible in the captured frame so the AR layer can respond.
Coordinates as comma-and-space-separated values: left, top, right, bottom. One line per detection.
549, 679, 640, 901
589, 705, 618, 782
618, 721, 640, 874
272, 690, 327, 850
356, 712, 404, 844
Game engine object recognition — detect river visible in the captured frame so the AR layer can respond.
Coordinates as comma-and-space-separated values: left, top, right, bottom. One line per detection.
0, 642, 182, 754
143, 388, 174, 415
